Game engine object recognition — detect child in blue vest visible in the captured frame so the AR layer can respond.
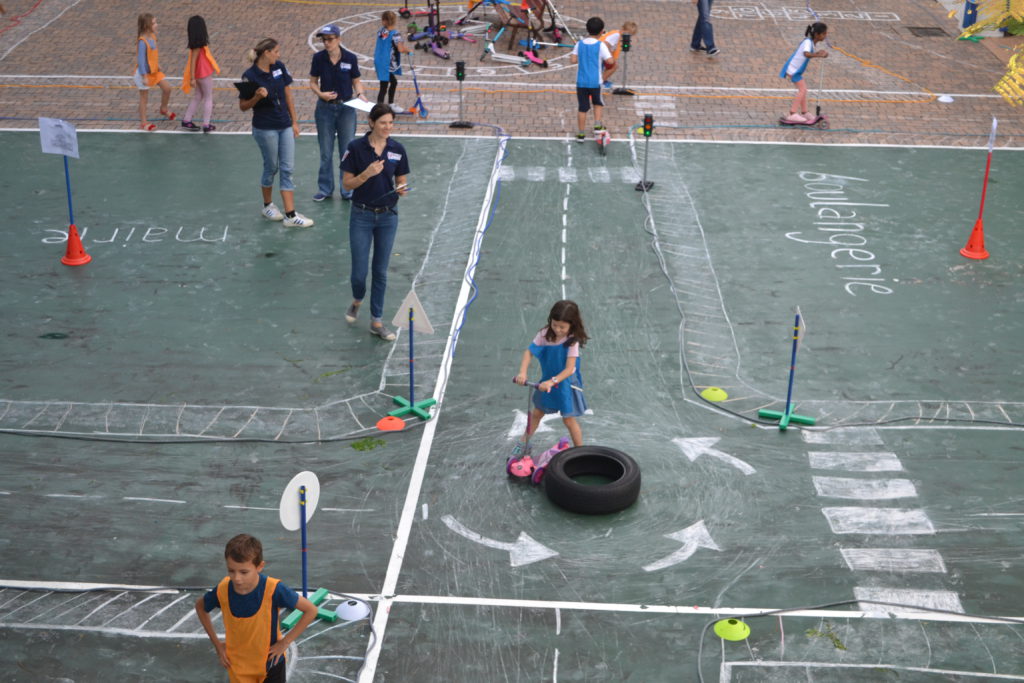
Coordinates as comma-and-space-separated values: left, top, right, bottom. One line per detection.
374, 11, 408, 105
570, 17, 614, 143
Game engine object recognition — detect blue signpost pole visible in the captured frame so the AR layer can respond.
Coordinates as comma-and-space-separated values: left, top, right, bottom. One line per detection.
63, 155, 74, 225
299, 485, 308, 598
757, 311, 816, 431
387, 300, 436, 420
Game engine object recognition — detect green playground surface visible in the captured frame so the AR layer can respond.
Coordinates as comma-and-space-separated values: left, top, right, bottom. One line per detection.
1, 131, 1022, 681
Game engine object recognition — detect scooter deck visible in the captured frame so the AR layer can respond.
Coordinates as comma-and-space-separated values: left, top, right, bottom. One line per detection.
778, 115, 830, 130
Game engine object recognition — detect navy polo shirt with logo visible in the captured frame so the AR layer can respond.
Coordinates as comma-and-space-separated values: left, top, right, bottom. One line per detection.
309, 49, 360, 102
341, 133, 410, 208
240, 61, 293, 130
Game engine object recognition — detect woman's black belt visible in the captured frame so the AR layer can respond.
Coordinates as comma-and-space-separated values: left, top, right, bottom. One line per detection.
353, 202, 393, 213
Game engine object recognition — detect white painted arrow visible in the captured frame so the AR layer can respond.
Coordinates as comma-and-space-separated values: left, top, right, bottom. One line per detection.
441, 515, 558, 567
642, 521, 722, 572
672, 437, 755, 475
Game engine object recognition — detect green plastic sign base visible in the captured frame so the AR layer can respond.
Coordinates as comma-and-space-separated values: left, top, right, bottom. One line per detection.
282, 587, 333, 630
388, 395, 437, 421
758, 408, 816, 431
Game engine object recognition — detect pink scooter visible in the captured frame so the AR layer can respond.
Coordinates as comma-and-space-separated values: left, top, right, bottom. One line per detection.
507, 437, 570, 485
779, 105, 829, 129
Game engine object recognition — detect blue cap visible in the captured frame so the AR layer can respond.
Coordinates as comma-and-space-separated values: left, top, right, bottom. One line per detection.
317, 24, 341, 37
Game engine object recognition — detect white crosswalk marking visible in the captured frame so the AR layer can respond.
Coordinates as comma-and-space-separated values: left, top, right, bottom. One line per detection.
812, 476, 918, 500
840, 548, 947, 573
822, 507, 935, 535
809, 451, 903, 472
854, 587, 964, 614
496, 166, 638, 183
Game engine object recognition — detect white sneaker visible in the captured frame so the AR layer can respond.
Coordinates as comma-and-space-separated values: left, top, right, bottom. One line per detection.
262, 203, 284, 221
283, 212, 314, 228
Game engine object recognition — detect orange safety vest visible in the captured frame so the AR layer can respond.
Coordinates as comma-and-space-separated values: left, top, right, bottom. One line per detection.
138, 37, 165, 87
600, 29, 622, 61
217, 576, 282, 683
182, 46, 221, 93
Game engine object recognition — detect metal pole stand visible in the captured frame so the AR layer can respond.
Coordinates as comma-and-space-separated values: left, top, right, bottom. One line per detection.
450, 79, 474, 129
388, 306, 437, 420
635, 130, 654, 192
613, 33, 635, 96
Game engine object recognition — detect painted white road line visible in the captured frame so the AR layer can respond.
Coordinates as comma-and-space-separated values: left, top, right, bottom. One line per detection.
808, 451, 903, 472
802, 427, 883, 445
812, 476, 918, 500
386, 594, 1015, 624
822, 507, 935, 535
359, 134, 509, 683
721, 662, 1024, 681
854, 586, 965, 614
0, 580, 178, 593
840, 548, 947, 573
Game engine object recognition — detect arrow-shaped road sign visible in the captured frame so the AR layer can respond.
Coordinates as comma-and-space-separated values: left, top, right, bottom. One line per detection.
441, 515, 558, 567
672, 437, 755, 476
642, 520, 722, 572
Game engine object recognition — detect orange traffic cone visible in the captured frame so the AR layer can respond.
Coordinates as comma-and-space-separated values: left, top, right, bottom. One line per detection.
61, 224, 92, 266
960, 218, 989, 260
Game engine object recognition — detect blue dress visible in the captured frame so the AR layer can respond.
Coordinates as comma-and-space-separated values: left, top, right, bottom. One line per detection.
530, 338, 587, 417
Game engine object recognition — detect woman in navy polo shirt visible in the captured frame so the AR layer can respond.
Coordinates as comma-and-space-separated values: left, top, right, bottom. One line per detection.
341, 104, 409, 341
309, 24, 367, 203
239, 38, 313, 228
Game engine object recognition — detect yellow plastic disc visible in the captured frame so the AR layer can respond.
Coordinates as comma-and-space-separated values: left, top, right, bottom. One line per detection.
700, 387, 728, 402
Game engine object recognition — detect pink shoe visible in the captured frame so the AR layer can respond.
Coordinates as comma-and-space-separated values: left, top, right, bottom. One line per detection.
783, 113, 807, 124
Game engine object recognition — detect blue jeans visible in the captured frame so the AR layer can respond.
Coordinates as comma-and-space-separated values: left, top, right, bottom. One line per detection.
252, 127, 295, 192
691, 0, 716, 51
314, 99, 356, 198
349, 205, 399, 320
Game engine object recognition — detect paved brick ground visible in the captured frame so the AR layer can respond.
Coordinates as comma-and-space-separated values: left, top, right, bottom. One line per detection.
0, 0, 1021, 146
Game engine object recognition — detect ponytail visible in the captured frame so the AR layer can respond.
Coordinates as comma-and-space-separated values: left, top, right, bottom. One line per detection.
805, 22, 827, 39
247, 37, 278, 65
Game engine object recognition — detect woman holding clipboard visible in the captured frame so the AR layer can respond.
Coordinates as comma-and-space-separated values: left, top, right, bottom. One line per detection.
340, 104, 409, 341
237, 38, 313, 228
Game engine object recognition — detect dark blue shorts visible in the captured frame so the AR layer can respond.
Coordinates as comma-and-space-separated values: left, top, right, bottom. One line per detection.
576, 87, 603, 113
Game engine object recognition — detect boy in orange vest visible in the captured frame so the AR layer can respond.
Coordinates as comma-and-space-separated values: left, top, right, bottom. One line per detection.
196, 534, 318, 683
600, 21, 638, 90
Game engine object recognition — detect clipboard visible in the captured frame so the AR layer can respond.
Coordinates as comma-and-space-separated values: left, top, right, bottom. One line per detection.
234, 81, 259, 99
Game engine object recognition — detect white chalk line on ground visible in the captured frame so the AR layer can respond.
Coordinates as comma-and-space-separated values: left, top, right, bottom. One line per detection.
0, 0, 85, 62
356, 133, 509, 682
1, 127, 1020, 151
0, 73, 1003, 99
2, 580, 1019, 627
720, 662, 1024, 681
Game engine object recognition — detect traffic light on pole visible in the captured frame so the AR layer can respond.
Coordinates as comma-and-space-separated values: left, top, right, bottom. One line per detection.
642, 113, 654, 137
621, 33, 631, 53
455, 60, 466, 81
